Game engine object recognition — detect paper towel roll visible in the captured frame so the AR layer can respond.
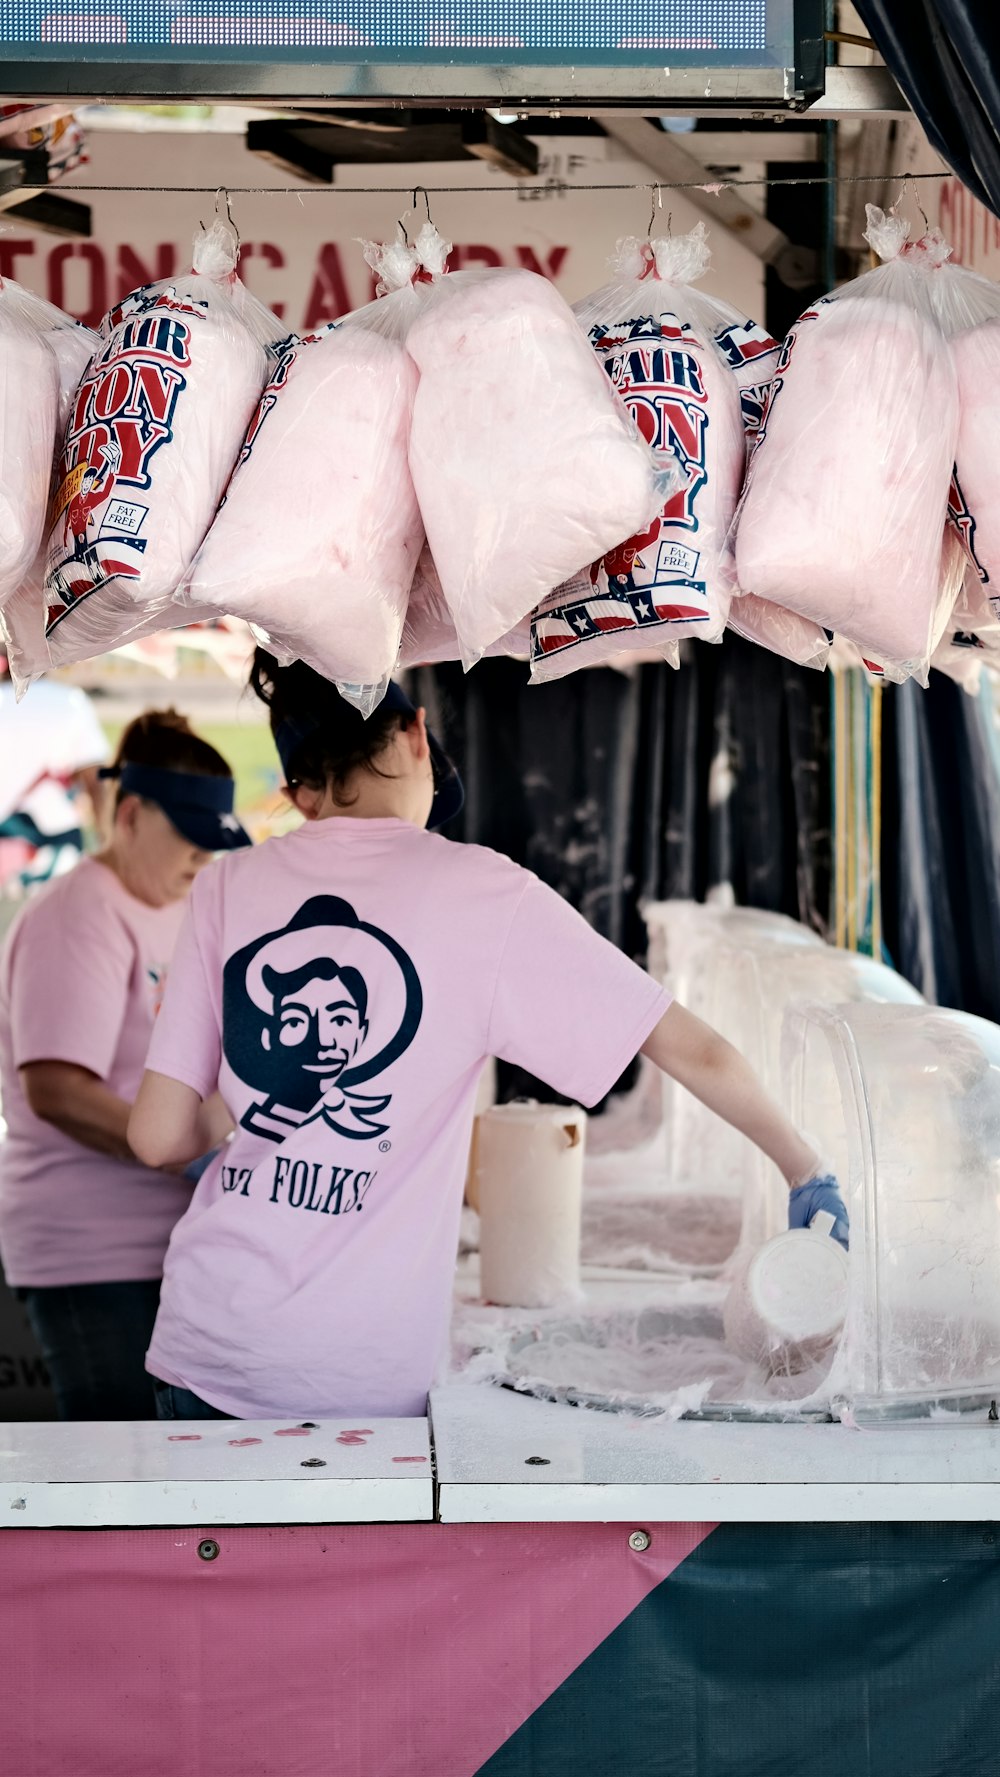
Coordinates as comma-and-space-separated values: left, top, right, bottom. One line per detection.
477, 1102, 586, 1307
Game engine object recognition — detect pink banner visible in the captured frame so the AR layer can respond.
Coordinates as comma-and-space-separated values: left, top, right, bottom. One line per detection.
3, 1519, 714, 1775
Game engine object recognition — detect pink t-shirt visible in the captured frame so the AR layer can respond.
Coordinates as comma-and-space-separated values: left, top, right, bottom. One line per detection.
0, 857, 193, 1286
145, 818, 670, 1418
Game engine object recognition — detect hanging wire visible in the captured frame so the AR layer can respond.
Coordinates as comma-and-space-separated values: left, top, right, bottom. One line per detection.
412, 184, 433, 222
54, 169, 951, 199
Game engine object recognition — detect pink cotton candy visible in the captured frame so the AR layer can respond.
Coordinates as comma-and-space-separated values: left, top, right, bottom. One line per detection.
529, 229, 751, 683
735, 292, 959, 671
0, 279, 95, 613
406, 268, 658, 665
952, 319, 1000, 592
189, 323, 423, 689
398, 545, 530, 667
727, 593, 831, 670
0, 552, 224, 695
44, 228, 277, 623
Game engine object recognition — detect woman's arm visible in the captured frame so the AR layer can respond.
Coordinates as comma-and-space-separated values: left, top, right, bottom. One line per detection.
641, 1002, 819, 1187
129, 1072, 231, 1170
20, 1062, 134, 1161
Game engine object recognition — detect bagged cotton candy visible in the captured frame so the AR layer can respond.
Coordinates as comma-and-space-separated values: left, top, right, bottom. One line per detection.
0, 572, 224, 699
42, 221, 280, 660
734, 206, 959, 679
406, 255, 660, 665
712, 305, 831, 670
528, 227, 746, 684
0, 279, 95, 611
922, 254, 1000, 613
727, 595, 831, 670
189, 236, 426, 709
532, 227, 753, 678
398, 544, 530, 668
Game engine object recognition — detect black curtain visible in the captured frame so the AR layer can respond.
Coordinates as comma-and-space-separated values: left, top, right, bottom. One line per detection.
881, 675, 1000, 1022
413, 640, 831, 1105
854, 1, 1000, 218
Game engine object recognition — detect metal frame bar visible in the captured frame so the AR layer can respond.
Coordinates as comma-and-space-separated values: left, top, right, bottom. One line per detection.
0, 60, 806, 107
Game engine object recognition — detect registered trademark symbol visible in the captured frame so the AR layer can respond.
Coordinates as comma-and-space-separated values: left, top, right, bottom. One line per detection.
379, 1140, 391, 1153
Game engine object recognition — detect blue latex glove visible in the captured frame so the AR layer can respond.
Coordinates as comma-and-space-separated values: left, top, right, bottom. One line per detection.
788, 1174, 850, 1251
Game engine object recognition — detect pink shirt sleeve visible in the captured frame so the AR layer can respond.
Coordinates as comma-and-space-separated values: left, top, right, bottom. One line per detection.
144, 878, 222, 1100
486, 875, 671, 1107
10, 894, 133, 1081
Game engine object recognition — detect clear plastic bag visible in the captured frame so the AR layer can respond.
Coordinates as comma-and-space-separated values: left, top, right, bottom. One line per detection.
187, 235, 426, 714
713, 295, 833, 670
727, 595, 832, 670
405, 240, 660, 667
734, 206, 960, 681
925, 254, 1000, 610
931, 559, 1000, 695
39, 221, 282, 672
529, 226, 747, 686
0, 277, 95, 612
398, 544, 530, 668
0, 577, 224, 699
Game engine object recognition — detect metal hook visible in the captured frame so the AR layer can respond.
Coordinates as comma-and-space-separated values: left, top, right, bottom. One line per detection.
907, 173, 930, 234
214, 186, 239, 248
412, 185, 432, 223
647, 184, 661, 239
395, 215, 411, 247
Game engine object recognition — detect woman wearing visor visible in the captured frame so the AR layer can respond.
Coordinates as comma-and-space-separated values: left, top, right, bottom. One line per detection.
130, 653, 847, 1423
0, 709, 250, 1420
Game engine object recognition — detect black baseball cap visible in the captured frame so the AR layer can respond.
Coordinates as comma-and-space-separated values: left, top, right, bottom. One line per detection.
274, 680, 464, 832
100, 762, 251, 852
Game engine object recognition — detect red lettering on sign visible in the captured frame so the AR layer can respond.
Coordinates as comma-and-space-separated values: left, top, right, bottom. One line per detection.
48, 242, 107, 329
303, 243, 351, 329
240, 241, 287, 320
515, 245, 569, 280
116, 242, 177, 300
448, 244, 503, 270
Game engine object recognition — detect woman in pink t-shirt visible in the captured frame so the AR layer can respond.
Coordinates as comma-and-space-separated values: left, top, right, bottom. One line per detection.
128, 652, 848, 1423
0, 709, 250, 1420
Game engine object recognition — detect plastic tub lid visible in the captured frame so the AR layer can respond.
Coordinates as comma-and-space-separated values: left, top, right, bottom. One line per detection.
747, 1212, 849, 1343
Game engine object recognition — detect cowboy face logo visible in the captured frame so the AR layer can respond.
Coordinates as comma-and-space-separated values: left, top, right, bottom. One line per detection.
223, 896, 422, 1144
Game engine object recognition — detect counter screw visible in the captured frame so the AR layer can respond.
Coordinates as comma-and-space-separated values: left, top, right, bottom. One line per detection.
629, 1529, 651, 1553
301, 1457, 327, 1468
198, 1539, 220, 1562
524, 1456, 550, 1466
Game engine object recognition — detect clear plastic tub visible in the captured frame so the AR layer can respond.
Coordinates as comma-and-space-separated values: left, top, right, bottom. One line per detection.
586, 902, 923, 1267
783, 1002, 1000, 1421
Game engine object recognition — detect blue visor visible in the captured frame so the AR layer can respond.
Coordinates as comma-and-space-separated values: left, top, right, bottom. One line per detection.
275, 681, 464, 832
102, 763, 251, 852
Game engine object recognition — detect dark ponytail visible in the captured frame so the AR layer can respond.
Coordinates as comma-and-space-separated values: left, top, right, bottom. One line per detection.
113, 709, 231, 779
248, 649, 408, 804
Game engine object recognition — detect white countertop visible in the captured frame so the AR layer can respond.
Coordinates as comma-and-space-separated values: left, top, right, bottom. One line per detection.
0, 1416, 432, 1527
430, 1386, 1000, 1523
1, 1390, 999, 1527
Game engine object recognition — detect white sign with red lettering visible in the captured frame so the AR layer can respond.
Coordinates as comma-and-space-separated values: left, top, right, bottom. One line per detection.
2, 124, 765, 332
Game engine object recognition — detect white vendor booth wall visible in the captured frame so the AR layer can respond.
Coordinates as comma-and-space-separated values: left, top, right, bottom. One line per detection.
0, 117, 766, 329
